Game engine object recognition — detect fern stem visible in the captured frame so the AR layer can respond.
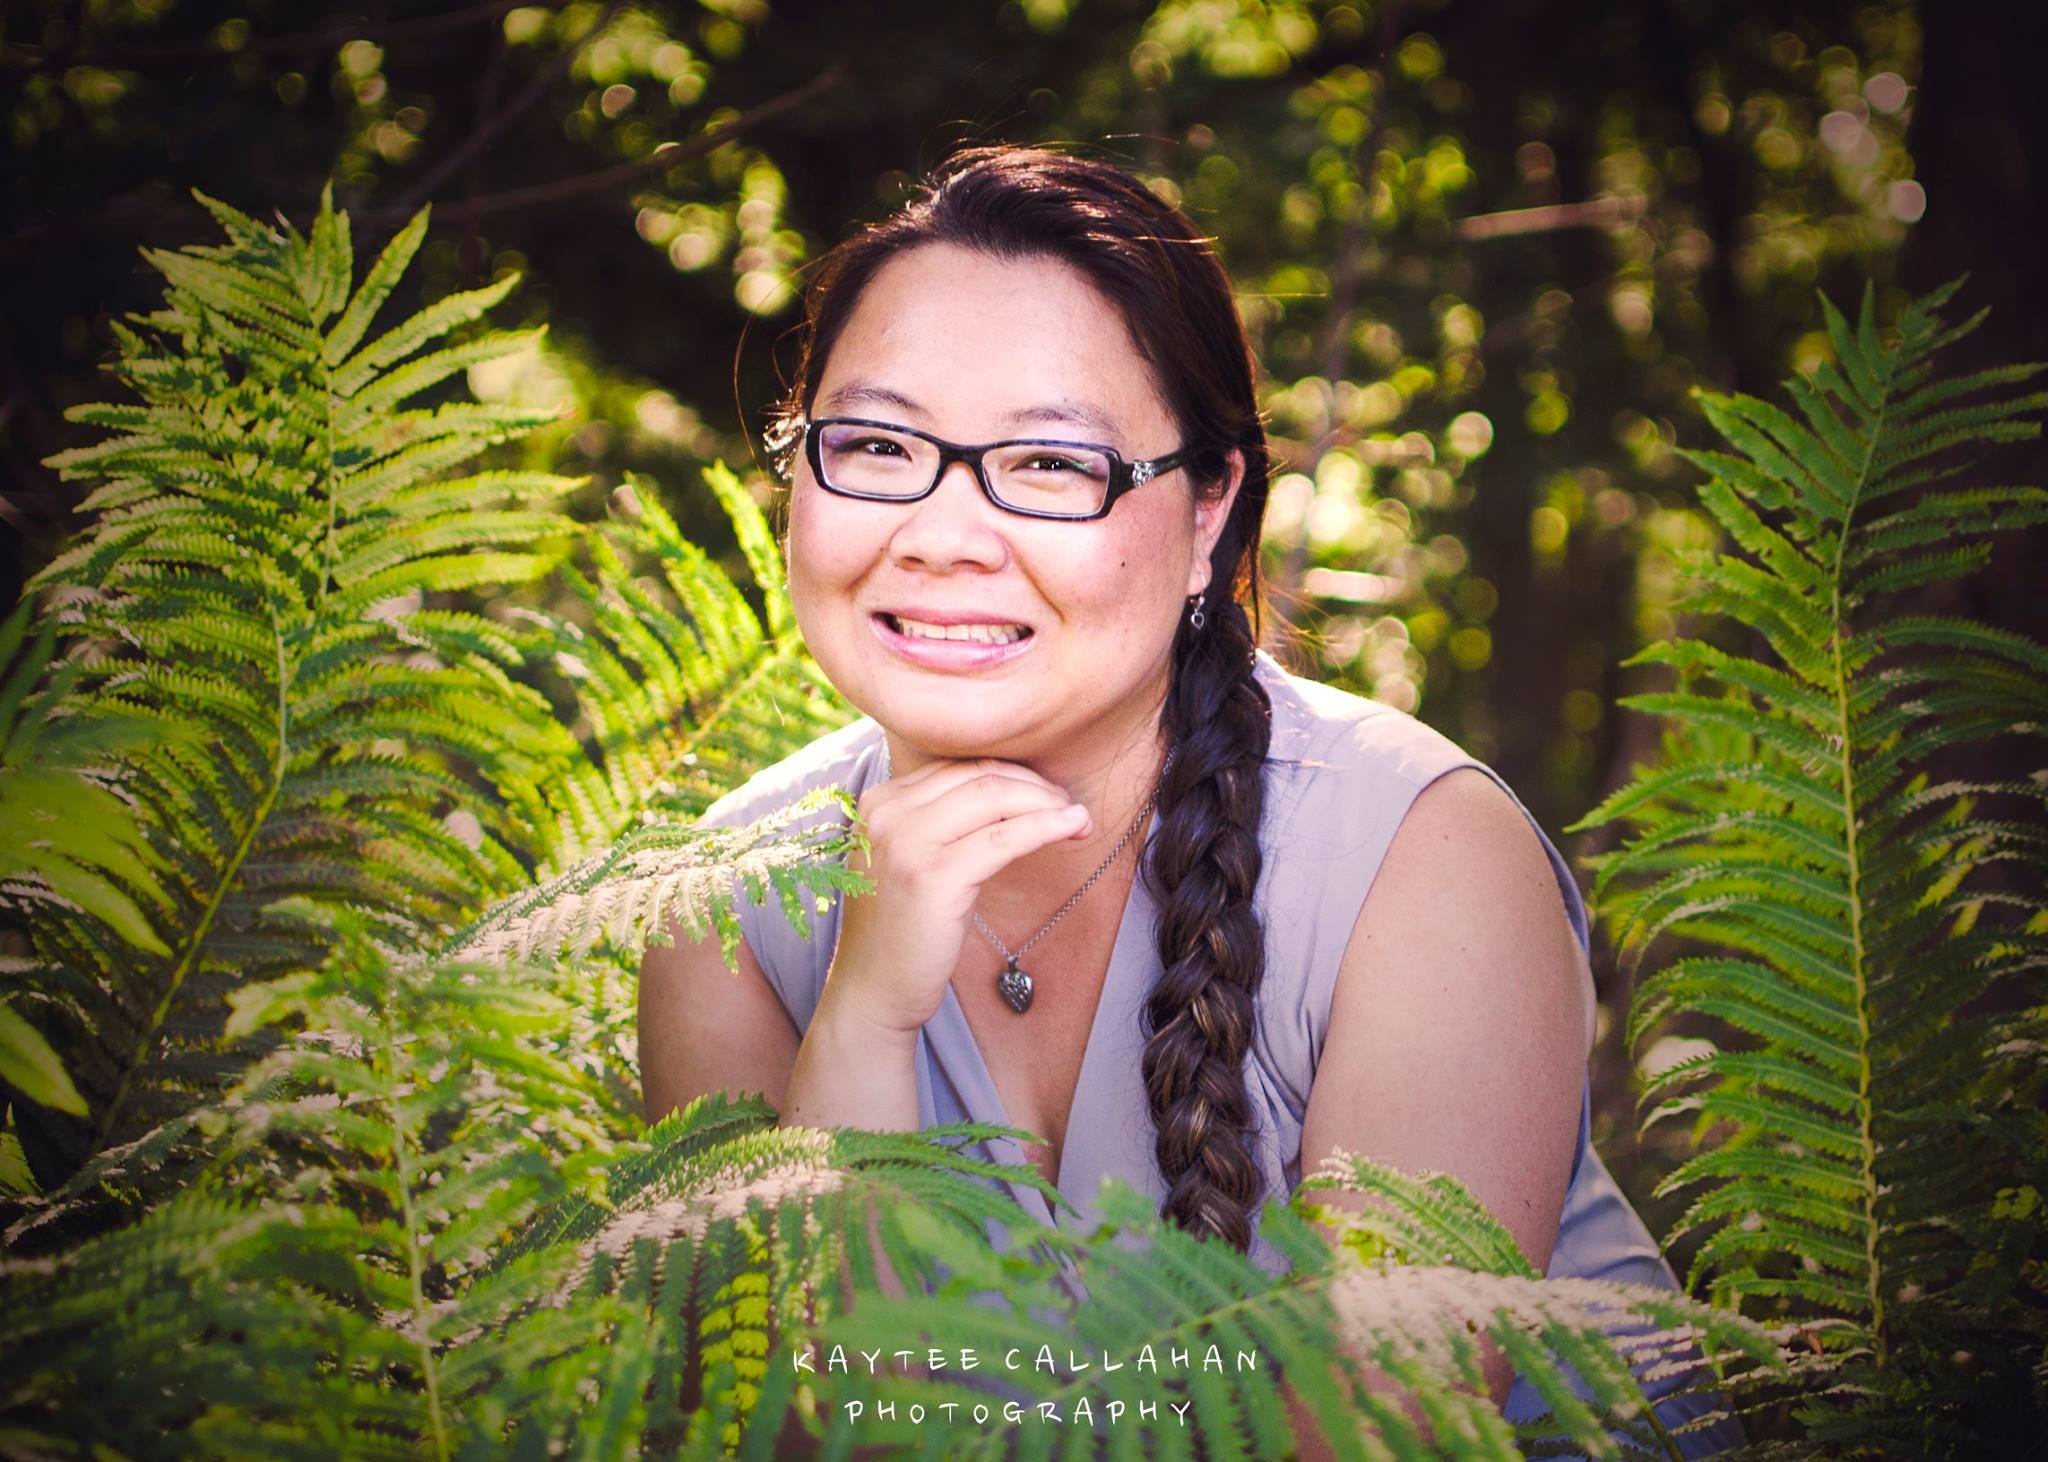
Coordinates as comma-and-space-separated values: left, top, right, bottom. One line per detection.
314, 351, 340, 613
1828, 608, 1886, 1363
651, 635, 801, 790
383, 990, 453, 1461
88, 608, 293, 1159
1639, 1380, 1688, 1462
1826, 330, 1891, 1367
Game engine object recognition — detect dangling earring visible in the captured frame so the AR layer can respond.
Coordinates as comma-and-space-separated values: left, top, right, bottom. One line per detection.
1186, 593, 1207, 632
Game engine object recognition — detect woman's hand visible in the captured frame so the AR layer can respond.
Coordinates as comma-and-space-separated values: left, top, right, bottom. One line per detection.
823, 757, 1094, 1038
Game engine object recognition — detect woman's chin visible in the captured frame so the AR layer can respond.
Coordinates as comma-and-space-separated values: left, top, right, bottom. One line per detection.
874, 711, 1031, 761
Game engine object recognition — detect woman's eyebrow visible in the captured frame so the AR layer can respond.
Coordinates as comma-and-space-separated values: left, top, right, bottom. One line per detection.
818, 382, 1123, 439
817, 382, 921, 419
1006, 398, 1123, 439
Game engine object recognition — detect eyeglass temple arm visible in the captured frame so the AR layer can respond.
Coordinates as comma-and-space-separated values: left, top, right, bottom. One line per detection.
1130, 445, 1199, 487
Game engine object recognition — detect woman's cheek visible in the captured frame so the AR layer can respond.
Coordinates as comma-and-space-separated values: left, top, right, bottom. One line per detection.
782, 523, 835, 650
788, 525, 878, 689
785, 505, 842, 600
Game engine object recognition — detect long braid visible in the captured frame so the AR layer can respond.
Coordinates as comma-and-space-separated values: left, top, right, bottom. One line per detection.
1140, 588, 1271, 1250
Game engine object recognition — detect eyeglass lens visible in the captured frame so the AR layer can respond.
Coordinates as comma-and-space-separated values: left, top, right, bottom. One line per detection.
816, 422, 1114, 516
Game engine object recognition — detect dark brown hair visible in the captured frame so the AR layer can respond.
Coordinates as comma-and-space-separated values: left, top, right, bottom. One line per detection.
773, 146, 1274, 1251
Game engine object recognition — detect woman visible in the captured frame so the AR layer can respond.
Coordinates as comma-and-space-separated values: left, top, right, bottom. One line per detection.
638, 145, 1742, 1455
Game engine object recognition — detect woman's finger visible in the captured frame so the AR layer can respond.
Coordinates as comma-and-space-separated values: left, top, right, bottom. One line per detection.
897, 772, 1083, 848
933, 804, 1098, 888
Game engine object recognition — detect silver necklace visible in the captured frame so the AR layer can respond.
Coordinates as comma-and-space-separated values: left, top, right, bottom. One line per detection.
878, 738, 1170, 1015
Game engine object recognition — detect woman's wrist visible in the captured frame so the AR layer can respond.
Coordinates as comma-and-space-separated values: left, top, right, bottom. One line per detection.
776, 980, 924, 1132
812, 971, 928, 1055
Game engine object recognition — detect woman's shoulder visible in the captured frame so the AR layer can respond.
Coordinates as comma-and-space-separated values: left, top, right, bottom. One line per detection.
1244, 651, 1597, 1068
1254, 643, 1589, 932
694, 713, 887, 832
1251, 650, 1575, 911
1254, 649, 1480, 795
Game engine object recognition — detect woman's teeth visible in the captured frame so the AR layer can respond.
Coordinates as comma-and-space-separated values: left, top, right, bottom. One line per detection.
883, 614, 1031, 645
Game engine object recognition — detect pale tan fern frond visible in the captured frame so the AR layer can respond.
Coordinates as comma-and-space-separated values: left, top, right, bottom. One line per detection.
441, 784, 865, 971
573, 1146, 842, 1292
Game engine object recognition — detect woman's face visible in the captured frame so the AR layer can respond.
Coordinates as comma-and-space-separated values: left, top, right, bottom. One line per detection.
786, 242, 1241, 764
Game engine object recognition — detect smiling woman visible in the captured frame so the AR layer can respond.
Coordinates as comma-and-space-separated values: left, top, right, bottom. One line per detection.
787, 242, 1224, 776
635, 146, 1744, 1456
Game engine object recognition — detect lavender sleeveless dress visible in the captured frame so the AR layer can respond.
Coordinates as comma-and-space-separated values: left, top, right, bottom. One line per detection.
694, 650, 1743, 1454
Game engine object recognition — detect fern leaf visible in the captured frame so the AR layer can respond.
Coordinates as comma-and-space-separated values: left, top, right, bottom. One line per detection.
8, 186, 615, 1181
1603, 279, 2048, 1448
323, 205, 430, 366
515, 466, 856, 865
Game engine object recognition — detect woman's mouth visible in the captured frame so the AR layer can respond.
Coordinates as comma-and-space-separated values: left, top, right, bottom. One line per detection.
871, 611, 1037, 668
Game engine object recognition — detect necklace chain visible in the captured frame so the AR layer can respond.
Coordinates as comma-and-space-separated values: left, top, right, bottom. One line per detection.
969, 773, 1162, 964
876, 738, 1171, 1011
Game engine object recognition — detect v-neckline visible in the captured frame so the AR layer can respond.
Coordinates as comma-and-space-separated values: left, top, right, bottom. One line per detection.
923, 805, 1161, 1231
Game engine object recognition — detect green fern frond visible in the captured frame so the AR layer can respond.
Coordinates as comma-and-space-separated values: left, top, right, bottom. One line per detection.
0, 605, 175, 962
497, 466, 855, 868
786, 1165, 1779, 1460
13, 183, 595, 1179
440, 785, 865, 972
1298, 1150, 1542, 1277
1578, 278, 2048, 1447
1, 913, 648, 1457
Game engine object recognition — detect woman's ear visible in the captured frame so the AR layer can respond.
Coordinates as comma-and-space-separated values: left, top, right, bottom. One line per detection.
1186, 448, 1247, 596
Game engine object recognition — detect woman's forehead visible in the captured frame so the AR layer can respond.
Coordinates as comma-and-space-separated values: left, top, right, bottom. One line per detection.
820, 244, 1171, 432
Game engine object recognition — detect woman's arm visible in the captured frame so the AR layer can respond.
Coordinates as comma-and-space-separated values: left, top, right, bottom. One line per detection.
637, 924, 919, 1133
1286, 765, 1593, 1449
637, 926, 803, 1122
636, 923, 922, 1311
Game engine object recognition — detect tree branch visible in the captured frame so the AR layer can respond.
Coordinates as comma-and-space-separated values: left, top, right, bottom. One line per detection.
383, 0, 628, 215
1454, 196, 1645, 241
343, 64, 847, 231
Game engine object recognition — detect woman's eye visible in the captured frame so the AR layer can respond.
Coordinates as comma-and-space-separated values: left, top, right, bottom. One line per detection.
852, 437, 908, 457
1025, 454, 1080, 472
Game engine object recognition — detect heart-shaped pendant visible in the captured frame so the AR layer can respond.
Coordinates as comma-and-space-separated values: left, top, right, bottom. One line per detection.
997, 958, 1034, 1014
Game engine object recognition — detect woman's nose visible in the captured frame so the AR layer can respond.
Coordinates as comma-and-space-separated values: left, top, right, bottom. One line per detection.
885, 459, 1009, 571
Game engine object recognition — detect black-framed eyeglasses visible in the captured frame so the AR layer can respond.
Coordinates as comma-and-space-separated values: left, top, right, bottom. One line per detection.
796, 416, 1197, 522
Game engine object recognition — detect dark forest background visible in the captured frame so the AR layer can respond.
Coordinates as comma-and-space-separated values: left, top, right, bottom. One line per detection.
5, 0, 2044, 1254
